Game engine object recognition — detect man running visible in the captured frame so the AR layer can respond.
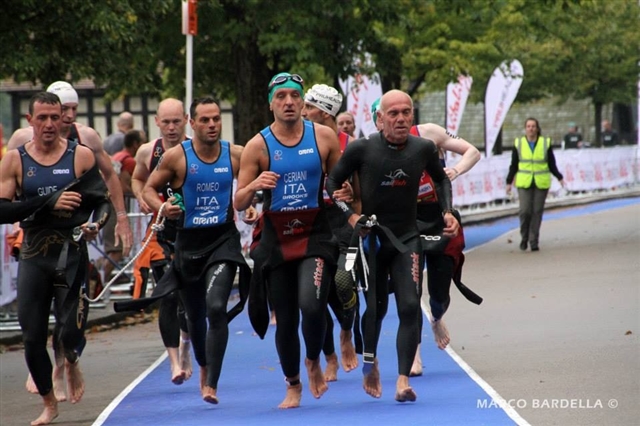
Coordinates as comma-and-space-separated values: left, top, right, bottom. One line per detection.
142, 97, 251, 405
371, 97, 482, 374
131, 98, 192, 385
235, 72, 342, 409
302, 83, 359, 380
326, 90, 458, 402
8, 82, 132, 402
8, 82, 133, 255
0, 92, 111, 425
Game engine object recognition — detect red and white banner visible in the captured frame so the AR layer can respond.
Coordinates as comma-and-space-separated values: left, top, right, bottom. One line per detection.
448, 146, 639, 206
0, 225, 18, 307
485, 60, 524, 157
339, 73, 383, 138
446, 75, 473, 136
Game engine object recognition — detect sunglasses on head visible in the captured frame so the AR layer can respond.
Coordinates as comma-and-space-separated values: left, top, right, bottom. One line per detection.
269, 74, 304, 89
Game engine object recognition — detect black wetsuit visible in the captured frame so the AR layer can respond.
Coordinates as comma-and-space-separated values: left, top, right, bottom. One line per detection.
249, 120, 338, 381
326, 131, 452, 376
146, 138, 188, 349
172, 139, 249, 390
12, 142, 110, 396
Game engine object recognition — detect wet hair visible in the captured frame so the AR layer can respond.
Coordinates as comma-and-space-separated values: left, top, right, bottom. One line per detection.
28, 92, 61, 115
190, 97, 221, 119
525, 117, 541, 138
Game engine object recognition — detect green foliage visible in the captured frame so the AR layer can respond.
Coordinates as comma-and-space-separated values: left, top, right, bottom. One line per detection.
0, 0, 174, 98
1, 0, 637, 141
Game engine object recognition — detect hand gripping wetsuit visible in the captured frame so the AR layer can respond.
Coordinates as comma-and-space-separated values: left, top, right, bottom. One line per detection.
248, 120, 338, 380
131, 138, 188, 349
4, 141, 110, 396
326, 131, 453, 376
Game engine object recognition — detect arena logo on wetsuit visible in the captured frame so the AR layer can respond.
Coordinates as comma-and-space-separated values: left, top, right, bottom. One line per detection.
382, 169, 409, 187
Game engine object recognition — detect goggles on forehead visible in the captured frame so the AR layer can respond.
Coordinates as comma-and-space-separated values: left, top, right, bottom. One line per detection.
269, 74, 304, 89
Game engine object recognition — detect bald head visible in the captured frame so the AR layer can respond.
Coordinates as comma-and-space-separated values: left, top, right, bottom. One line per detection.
117, 111, 134, 131
155, 98, 187, 146
378, 90, 414, 144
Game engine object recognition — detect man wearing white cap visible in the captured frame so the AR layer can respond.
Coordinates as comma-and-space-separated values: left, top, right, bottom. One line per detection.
302, 84, 359, 381
7, 81, 133, 403
8, 82, 132, 256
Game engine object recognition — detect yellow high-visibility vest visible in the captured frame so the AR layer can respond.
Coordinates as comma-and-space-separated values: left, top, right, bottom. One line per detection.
514, 136, 551, 189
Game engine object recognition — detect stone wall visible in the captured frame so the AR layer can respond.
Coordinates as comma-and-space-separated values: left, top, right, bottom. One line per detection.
416, 91, 615, 152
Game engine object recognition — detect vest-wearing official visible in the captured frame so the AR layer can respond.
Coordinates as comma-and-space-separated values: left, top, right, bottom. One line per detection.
506, 118, 565, 252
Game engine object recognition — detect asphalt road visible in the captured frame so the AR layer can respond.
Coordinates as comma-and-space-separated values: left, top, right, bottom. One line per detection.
1, 200, 638, 426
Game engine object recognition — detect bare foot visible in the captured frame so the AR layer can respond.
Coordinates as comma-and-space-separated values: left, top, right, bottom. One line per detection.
431, 319, 450, 350
339, 329, 358, 372
269, 311, 277, 326
31, 391, 58, 426
26, 373, 39, 394
52, 364, 67, 402
410, 343, 423, 377
166, 347, 186, 385
362, 358, 382, 398
199, 366, 208, 395
202, 386, 219, 404
324, 353, 338, 382
65, 360, 84, 404
179, 336, 193, 381
305, 357, 328, 399
278, 381, 302, 409
395, 375, 417, 403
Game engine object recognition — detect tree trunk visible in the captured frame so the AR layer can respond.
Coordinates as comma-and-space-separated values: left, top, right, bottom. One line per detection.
233, 42, 273, 146
594, 101, 603, 147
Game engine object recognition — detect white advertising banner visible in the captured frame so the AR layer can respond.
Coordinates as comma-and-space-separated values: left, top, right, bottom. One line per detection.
484, 60, 524, 157
447, 146, 638, 207
446, 75, 473, 136
339, 73, 383, 138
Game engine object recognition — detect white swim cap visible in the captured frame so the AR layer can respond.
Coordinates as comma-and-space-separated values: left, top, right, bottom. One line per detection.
304, 84, 342, 117
46, 81, 79, 105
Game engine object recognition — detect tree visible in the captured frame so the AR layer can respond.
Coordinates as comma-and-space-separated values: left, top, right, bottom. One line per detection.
464, 0, 640, 143
2, 0, 637, 146
0, 0, 174, 97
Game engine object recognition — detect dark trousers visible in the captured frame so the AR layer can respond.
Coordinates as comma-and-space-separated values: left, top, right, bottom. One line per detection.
517, 186, 549, 246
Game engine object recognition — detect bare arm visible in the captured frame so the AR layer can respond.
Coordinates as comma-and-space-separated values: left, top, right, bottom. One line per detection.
131, 142, 154, 213
417, 123, 481, 180
0, 150, 19, 199
7, 127, 33, 150
79, 125, 133, 255
234, 136, 278, 211
229, 143, 244, 178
